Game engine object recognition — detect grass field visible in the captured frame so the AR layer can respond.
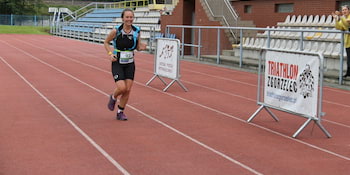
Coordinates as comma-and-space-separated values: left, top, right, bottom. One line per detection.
0, 25, 50, 34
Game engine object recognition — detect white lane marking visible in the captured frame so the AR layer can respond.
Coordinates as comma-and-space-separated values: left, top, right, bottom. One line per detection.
19, 38, 350, 111
12, 39, 350, 161
20, 36, 350, 96
0, 57, 130, 175
2, 40, 263, 175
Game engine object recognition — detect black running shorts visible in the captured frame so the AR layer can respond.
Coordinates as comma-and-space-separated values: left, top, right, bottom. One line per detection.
111, 61, 135, 82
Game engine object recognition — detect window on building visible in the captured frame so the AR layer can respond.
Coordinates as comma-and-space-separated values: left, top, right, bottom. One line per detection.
275, 3, 294, 13
244, 5, 252, 13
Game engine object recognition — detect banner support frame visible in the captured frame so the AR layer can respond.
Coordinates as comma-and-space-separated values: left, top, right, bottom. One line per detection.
163, 79, 188, 92
146, 74, 167, 86
247, 105, 279, 122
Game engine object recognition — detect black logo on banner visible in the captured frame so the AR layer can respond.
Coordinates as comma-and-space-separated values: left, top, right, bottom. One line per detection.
159, 44, 174, 60
298, 64, 314, 99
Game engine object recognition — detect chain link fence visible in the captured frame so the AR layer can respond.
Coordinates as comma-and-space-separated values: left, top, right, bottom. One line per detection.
0, 14, 51, 26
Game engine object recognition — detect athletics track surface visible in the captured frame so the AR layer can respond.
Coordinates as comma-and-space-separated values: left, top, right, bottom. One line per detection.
0, 34, 350, 175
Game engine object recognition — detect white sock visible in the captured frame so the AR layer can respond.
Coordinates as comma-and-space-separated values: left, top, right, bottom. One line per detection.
117, 105, 124, 113
111, 95, 116, 100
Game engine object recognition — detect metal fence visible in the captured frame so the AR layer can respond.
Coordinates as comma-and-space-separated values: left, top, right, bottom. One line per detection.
51, 21, 157, 51
165, 25, 348, 85
0, 14, 51, 26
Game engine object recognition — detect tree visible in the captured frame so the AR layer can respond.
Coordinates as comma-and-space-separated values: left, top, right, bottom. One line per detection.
0, 0, 44, 15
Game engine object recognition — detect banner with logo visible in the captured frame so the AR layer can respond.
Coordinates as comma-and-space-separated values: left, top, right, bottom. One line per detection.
264, 50, 319, 117
155, 39, 179, 80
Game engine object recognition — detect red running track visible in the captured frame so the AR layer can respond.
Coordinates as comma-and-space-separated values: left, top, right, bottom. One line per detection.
0, 34, 350, 175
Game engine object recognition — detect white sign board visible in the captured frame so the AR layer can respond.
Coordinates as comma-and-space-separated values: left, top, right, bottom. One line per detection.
147, 38, 187, 92
155, 38, 179, 79
264, 50, 319, 117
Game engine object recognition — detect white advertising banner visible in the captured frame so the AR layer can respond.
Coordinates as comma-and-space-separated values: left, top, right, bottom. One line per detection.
264, 50, 319, 117
155, 39, 179, 79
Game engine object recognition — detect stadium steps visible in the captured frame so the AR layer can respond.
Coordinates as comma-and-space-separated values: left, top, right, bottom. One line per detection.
199, 0, 255, 43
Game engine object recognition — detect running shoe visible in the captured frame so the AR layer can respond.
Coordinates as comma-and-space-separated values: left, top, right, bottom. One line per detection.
107, 94, 116, 111
116, 112, 128, 121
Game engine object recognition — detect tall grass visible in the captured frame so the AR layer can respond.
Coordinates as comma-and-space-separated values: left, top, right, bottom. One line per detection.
0, 25, 50, 34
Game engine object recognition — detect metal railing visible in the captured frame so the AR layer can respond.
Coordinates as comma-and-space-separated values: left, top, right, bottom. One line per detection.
202, 0, 239, 41
51, 21, 157, 52
0, 14, 50, 26
166, 25, 348, 85
60, 0, 149, 22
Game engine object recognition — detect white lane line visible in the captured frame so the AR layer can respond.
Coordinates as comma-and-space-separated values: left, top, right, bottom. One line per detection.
19, 38, 350, 109
19, 36, 350, 97
324, 86, 350, 95
3, 40, 263, 175
139, 66, 350, 130
323, 100, 350, 108
137, 54, 350, 107
137, 66, 350, 129
21, 37, 350, 98
0, 56, 130, 175
11, 39, 350, 161
137, 67, 257, 102
323, 119, 350, 129
137, 82, 350, 162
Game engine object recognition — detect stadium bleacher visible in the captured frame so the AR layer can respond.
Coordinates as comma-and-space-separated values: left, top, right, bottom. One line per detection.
235, 14, 346, 71
57, 7, 168, 47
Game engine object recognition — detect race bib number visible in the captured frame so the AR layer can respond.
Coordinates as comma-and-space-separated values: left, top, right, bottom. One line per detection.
119, 51, 134, 64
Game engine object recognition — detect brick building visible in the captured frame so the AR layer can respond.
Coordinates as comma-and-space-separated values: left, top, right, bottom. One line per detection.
161, 0, 232, 55
231, 0, 350, 28
161, 0, 350, 55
